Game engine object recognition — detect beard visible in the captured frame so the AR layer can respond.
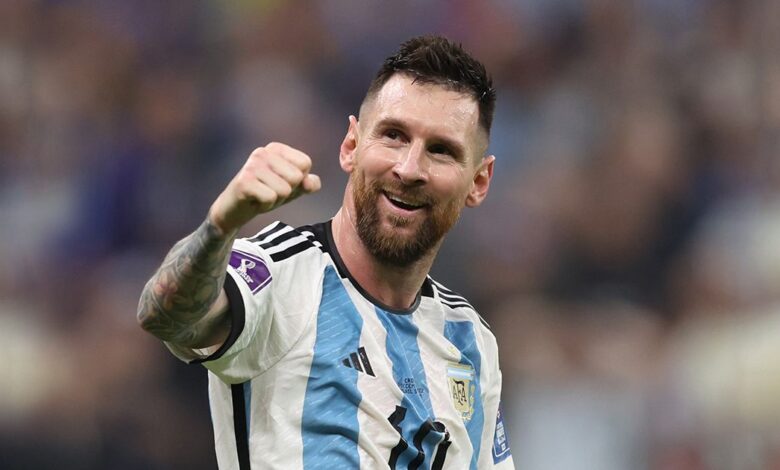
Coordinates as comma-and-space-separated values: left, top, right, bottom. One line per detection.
351, 170, 462, 267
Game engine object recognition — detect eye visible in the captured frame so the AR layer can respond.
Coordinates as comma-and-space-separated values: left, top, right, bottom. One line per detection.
428, 143, 451, 156
384, 129, 403, 141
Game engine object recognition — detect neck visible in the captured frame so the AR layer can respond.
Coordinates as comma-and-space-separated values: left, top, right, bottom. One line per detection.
331, 206, 438, 311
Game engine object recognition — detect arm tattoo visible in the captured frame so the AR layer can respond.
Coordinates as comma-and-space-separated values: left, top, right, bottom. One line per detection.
137, 218, 234, 347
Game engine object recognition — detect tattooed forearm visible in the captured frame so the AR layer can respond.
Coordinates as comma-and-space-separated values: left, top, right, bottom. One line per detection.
137, 218, 235, 347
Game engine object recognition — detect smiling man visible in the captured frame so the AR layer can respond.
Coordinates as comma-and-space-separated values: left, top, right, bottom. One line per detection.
138, 36, 514, 469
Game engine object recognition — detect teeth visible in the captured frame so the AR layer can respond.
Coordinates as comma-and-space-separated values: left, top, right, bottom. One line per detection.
387, 194, 423, 208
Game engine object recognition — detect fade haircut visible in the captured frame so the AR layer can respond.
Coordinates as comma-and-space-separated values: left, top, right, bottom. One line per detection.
363, 35, 496, 135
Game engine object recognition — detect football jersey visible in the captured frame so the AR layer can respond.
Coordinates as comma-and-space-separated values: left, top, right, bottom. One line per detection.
166, 220, 514, 469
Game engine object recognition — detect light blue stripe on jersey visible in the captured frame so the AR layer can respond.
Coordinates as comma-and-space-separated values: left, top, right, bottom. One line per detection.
302, 266, 363, 468
376, 308, 444, 468
445, 320, 484, 469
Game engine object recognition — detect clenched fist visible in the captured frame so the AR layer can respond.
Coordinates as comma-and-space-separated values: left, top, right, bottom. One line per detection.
208, 142, 321, 235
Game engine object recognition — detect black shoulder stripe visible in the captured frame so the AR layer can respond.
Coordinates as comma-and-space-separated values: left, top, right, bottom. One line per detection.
269, 240, 317, 262
441, 300, 474, 310
438, 290, 469, 303
258, 227, 300, 249
247, 221, 286, 243
431, 279, 458, 295
441, 300, 491, 329
257, 225, 319, 253
467, 316, 489, 330
432, 279, 491, 329
264, 233, 313, 254
301, 222, 329, 246
442, 300, 491, 328
248, 222, 323, 262
439, 290, 467, 304
432, 280, 469, 303
297, 228, 320, 243
421, 278, 434, 298
299, 230, 326, 252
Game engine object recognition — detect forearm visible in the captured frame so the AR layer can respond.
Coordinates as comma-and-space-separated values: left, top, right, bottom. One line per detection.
137, 217, 236, 347
138, 143, 320, 347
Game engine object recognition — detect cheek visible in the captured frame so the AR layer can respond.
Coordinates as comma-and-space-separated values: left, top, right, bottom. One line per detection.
433, 167, 473, 197
358, 143, 402, 170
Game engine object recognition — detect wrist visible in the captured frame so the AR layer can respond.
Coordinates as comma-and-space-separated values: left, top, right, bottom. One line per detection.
205, 210, 239, 240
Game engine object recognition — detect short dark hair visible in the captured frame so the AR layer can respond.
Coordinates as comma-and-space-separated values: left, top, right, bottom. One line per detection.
364, 35, 496, 135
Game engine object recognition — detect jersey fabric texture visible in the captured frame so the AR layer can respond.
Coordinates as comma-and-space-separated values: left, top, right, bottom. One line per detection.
166, 220, 514, 469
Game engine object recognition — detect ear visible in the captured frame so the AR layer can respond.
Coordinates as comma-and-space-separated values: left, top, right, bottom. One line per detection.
339, 115, 360, 173
465, 155, 494, 207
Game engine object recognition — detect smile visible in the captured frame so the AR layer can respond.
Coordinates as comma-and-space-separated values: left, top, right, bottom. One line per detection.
383, 192, 428, 211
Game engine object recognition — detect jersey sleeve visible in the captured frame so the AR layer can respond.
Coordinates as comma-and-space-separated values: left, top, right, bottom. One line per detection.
165, 224, 323, 384
478, 330, 515, 469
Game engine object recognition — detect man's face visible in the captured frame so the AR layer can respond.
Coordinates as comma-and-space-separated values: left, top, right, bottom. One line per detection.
340, 74, 493, 267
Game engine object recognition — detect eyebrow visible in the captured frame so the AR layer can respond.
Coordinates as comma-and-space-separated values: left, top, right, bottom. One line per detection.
376, 117, 467, 159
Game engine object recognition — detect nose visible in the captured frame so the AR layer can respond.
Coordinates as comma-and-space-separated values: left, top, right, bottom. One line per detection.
393, 140, 429, 185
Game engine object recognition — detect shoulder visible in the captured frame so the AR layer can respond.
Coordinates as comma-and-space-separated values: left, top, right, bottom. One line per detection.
229, 221, 331, 296
427, 277, 504, 376
239, 221, 326, 263
427, 276, 493, 333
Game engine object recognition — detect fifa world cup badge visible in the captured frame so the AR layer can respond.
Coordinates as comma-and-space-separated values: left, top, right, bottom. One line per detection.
447, 363, 476, 422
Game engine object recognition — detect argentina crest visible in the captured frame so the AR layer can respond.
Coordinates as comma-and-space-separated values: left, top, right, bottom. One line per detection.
447, 363, 476, 422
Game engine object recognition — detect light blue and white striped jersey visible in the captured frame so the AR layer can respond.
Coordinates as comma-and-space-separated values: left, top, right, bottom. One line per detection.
167, 220, 514, 469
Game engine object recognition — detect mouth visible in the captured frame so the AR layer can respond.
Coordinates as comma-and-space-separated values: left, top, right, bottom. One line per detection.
383, 191, 428, 212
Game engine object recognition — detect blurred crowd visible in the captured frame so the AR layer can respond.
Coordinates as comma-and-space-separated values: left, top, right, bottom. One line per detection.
2, 0, 780, 468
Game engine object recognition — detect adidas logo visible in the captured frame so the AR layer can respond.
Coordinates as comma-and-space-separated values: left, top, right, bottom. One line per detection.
341, 346, 375, 377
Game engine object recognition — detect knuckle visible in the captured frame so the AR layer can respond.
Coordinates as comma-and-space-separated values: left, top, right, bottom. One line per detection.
277, 184, 293, 199
244, 155, 268, 174
266, 141, 286, 152
264, 191, 279, 206
289, 167, 305, 182
234, 177, 252, 197
249, 146, 266, 159
247, 149, 268, 167
300, 155, 312, 171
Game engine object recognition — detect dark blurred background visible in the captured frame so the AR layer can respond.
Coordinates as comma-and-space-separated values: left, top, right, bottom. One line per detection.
3, 1, 780, 469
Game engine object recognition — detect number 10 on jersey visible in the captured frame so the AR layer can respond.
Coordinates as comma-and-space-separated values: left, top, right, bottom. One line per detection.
387, 405, 451, 469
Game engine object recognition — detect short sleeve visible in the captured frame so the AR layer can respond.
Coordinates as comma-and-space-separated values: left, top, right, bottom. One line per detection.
165, 223, 324, 384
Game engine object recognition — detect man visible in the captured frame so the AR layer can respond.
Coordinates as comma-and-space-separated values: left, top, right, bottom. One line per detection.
138, 35, 514, 469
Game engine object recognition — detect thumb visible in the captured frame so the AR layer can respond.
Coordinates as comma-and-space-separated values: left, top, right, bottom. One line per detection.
301, 173, 321, 194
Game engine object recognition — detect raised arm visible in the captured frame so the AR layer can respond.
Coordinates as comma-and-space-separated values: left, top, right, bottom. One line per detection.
137, 143, 321, 349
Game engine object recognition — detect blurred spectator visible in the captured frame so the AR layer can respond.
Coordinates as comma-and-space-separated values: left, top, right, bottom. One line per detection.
3, 0, 780, 468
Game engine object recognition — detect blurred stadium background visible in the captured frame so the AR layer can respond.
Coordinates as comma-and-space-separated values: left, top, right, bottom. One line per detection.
3, 0, 780, 468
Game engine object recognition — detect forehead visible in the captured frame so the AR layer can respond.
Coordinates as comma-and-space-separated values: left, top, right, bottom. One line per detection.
363, 74, 485, 150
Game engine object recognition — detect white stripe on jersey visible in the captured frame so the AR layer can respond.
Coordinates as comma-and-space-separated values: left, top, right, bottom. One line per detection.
346, 282, 401, 465
263, 233, 312, 256
298, 230, 323, 249
248, 221, 285, 241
